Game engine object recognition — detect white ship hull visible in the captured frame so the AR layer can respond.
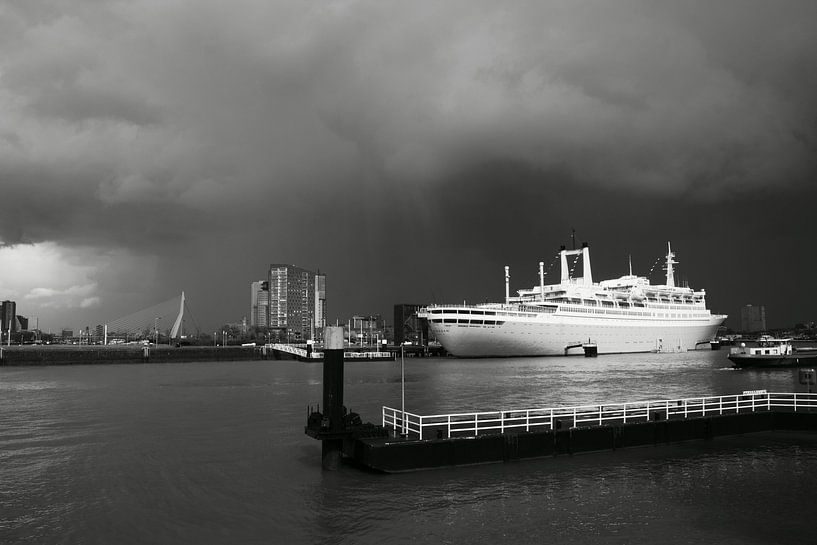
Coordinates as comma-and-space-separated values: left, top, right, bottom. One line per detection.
419, 242, 727, 358
427, 313, 725, 357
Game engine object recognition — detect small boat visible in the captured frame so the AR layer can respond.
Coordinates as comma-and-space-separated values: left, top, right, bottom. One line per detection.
728, 336, 817, 368
710, 336, 735, 350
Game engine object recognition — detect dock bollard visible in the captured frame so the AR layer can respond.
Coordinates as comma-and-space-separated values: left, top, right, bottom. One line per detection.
322, 326, 345, 470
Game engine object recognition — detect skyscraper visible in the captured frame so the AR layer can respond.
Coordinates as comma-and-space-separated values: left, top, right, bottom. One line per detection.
250, 280, 269, 328
1, 300, 17, 333
314, 273, 326, 340
266, 265, 325, 342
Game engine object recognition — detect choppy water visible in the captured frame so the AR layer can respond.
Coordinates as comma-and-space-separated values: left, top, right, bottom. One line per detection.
2, 351, 816, 544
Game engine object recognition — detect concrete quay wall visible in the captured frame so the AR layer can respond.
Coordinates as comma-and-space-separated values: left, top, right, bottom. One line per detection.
0, 345, 264, 366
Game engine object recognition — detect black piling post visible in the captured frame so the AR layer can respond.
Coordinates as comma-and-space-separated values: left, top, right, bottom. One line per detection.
322, 326, 345, 470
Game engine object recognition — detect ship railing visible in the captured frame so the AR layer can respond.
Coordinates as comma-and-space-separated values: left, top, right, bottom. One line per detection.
420, 303, 522, 311
382, 392, 817, 440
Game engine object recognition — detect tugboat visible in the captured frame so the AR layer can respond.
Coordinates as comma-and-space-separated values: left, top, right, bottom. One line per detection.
728, 336, 817, 368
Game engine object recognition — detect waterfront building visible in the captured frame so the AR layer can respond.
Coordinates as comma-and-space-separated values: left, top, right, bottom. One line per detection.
740, 304, 767, 333
393, 304, 429, 346
349, 314, 386, 346
266, 265, 324, 342
250, 280, 269, 328
314, 273, 326, 341
1, 300, 17, 333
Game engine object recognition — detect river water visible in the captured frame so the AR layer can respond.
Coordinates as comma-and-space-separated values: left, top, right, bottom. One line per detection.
2, 351, 816, 544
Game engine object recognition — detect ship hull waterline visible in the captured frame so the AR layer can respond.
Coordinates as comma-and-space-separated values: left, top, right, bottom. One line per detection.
428, 317, 725, 358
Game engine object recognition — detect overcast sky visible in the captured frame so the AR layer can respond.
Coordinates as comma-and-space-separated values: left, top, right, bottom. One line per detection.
1, 0, 816, 333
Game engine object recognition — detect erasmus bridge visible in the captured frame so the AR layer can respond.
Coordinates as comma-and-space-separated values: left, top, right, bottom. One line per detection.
100, 292, 200, 343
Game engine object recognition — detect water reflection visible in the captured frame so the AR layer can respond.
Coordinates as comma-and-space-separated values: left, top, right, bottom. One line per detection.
345, 350, 805, 419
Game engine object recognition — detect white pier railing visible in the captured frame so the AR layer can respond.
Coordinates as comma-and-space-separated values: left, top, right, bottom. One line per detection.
269, 343, 309, 358
267, 343, 392, 360
382, 391, 817, 440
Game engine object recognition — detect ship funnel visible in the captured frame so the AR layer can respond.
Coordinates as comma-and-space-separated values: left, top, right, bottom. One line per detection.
560, 249, 569, 283
505, 265, 511, 305
582, 244, 592, 286
539, 261, 545, 300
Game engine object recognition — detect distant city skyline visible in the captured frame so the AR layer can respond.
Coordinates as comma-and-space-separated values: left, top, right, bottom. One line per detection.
1, 1, 815, 333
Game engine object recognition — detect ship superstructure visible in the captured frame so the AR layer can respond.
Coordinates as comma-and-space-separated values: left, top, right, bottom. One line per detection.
418, 242, 727, 357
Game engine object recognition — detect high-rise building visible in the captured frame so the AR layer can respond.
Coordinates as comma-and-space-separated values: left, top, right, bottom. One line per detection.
393, 304, 429, 346
266, 265, 324, 342
250, 280, 269, 328
314, 273, 326, 340
1, 300, 17, 333
740, 304, 767, 333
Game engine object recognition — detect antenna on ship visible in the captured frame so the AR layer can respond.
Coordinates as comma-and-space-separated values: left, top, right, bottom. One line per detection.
628, 254, 633, 276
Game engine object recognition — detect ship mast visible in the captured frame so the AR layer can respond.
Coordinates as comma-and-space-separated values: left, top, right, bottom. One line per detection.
664, 242, 677, 287
504, 266, 510, 305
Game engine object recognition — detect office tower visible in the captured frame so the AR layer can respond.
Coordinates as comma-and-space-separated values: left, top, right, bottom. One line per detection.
250, 280, 269, 328
314, 273, 326, 340
1, 300, 17, 333
267, 265, 323, 342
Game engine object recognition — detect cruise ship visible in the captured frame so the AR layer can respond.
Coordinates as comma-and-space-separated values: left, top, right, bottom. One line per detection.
418, 242, 727, 357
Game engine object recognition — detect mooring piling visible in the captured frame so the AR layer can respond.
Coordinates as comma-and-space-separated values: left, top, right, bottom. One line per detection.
320, 326, 345, 470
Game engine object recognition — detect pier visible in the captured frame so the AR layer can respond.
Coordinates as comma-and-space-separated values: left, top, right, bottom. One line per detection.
347, 392, 817, 472
360, 392, 816, 472
304, 337, 817, 472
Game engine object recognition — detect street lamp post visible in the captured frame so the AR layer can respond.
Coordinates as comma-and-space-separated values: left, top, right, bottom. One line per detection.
154, 317, 161, 345
401, 345, 406, 437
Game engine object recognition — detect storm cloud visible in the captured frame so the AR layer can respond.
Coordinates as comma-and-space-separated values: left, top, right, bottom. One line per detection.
1, 0, 816, 331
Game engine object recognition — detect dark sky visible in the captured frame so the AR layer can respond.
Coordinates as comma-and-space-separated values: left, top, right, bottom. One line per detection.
1, 1, 815, 333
